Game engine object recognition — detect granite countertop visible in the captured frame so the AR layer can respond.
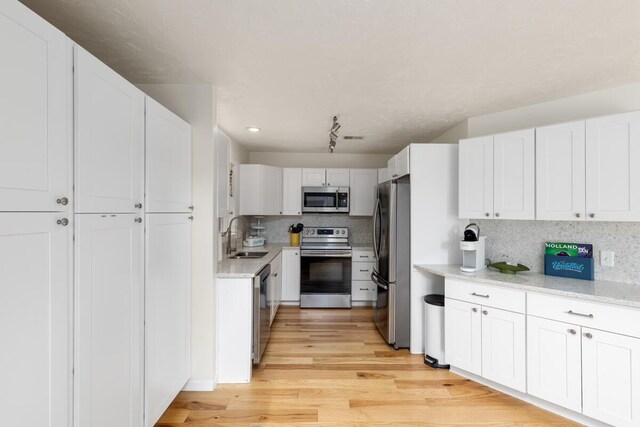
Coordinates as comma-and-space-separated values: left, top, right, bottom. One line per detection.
217, 243, 298, 278
415, 264, 640, 309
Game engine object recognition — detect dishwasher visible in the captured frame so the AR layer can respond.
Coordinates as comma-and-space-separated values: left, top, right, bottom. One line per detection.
252, 265, 271, 364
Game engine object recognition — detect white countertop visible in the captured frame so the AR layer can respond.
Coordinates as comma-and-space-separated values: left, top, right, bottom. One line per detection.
415, 264, 640, 309
217, 243, 298, 278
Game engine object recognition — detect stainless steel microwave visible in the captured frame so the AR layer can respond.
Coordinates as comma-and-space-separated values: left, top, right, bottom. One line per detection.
302, 187, 350, 213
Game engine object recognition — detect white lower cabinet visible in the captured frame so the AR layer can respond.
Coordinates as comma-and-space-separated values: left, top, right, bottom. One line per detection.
527, 316, 582, 413
444, 298, 482, 375
352, 249, 376, 302
281, 248, 301, 302
75, 214, 144, 427
0, 213, 72, 427
481, 307, 526, 392
145, 214, 192, 427
270, 253, 282, 325
582, 328, 640, 427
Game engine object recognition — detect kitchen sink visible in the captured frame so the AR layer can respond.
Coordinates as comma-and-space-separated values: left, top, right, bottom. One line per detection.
228, 251, 269, 259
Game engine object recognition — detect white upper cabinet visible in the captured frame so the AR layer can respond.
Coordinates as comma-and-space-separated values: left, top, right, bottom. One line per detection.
216, 130, 231, 217
586, 111, 640, 222
459, 136, 494, 219
282, 168, 302, 216
75, 214, 144, 427
582, 328, 640, 427
349, 169, 378, 216
145, 214, 191, 427
301, 168, 326, 187
0, 213, 72, 427
388, 146, 410, 179
145, 97, 192, 213
75, 46, 145, 214
536, 121, 586, 221
0, 2, 72, 212
239, 165, 283, 216
325, 168, 350, 186
493, 129, 535, 220
378, 168, 389, 183
527, 316, 582, 413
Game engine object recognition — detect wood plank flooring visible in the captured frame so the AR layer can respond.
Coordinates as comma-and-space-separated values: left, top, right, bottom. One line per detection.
156, 307, 577, 426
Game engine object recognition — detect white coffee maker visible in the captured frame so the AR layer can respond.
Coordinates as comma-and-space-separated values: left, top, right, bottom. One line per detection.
460, 223, 486, 272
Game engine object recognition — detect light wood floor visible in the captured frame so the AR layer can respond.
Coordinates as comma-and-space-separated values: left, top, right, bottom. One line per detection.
156, 307, 577, 426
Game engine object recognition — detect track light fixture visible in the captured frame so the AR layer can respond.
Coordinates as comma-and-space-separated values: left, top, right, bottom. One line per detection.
329, 116, 340, 153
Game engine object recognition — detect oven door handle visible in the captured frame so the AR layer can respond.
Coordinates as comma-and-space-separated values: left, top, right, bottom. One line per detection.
301, 250, 352, 258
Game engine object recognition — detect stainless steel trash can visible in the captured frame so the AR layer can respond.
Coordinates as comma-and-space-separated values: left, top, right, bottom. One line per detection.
423, 294, 449, 369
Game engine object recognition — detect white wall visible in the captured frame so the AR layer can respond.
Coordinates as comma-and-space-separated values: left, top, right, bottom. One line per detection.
249, 151, 391, 168
431, 119, 469, 143
467, 81, 640, 137
137, 84, 218, 390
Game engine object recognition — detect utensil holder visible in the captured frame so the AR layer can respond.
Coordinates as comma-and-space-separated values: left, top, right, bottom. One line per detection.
290, 232, 300, 246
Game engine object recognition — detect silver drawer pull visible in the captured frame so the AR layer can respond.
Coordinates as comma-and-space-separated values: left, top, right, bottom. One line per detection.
359, 255, 370, 258
584, 332, 593, 339
359, 269, 369, 272
567, 310, 593, 318
359, 288, 369, 291
471, 292, 489, 298
568, 329, 577, 335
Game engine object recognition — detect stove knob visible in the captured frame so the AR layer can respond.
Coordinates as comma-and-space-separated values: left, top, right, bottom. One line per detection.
341, 230, 345, 234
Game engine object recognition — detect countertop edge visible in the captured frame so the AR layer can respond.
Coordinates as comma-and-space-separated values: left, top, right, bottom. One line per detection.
415, 264, 640, 310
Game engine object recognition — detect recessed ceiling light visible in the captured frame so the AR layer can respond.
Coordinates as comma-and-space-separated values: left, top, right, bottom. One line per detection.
246, 127, 261, 133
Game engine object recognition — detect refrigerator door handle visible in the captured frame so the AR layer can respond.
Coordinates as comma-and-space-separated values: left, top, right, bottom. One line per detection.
372, 197, 380, 261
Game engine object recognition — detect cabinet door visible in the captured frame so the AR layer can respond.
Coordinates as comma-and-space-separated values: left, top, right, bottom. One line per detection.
396, 146, 410, 177
326, 168, 350, 186
586, 111, 640, 221
145, 214, 191, 427
238, 165, 261, 215
282, 168, 302, 216
0, 213, 71, 427
75, 214, 144, 427
263, 166, 283, 215
0, 3, 72, 212
281, 248, 301, 302
146, 97, 192, 213
459, 136, 494, 219
302, 168, 326, 186
527, 316, 582, 413
349, 169, 378, 216
536, 121, 586, 221
444, 298, 481, 375
75, 46, 145, 213
387, 155, 398, 179
582, 328, 640, 427
493, 129, 535, 220
216, 130, 231, 217
481, 307, 526, 392
378, 168, 388, 183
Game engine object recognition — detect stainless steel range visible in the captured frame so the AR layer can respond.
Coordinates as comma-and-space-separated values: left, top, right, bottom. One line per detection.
300, 227, 352, 308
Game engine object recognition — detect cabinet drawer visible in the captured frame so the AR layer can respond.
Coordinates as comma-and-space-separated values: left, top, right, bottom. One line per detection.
528, 293, 640, 339
445, 278, 525, 313
352, 281, 376, 301
353, 248, 374, 261
352, 262, 375, 280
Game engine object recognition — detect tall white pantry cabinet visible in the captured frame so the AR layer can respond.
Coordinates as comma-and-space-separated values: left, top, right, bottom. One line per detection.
0, 2, 193, 427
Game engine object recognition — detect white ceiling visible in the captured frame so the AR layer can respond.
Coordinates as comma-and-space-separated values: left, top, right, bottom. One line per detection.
20, 0, 640, 154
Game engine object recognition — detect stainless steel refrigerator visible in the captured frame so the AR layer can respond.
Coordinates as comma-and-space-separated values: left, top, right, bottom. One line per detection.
371, 176, 411, 349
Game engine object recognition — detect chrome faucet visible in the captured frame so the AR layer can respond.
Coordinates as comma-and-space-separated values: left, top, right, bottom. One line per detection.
225, 216, 246, 255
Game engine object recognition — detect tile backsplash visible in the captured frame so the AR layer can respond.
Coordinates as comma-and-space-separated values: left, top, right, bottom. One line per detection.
253, 214, 373, 246
475, 219, 640, 285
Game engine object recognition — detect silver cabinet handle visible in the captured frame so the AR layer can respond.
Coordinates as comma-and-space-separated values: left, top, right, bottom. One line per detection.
134, 218, 142, 223
359, 255, 370, 258
482, 310, 488, 315
188, 216, 194, 220
575, 213, 581, 218
567, 310, 593, 318
135, 203, 142, 209
294, 252, 298, 256
273, 273, 278, 277
584, 332, 593, 339
568, 329, 577, 335
495, 212, 500, 217
360, 269, 369, 272
471, 292, 490, 298
359, 288, 369, 291
56, 197, 69, 206
56, 218, 69, 226
485, 212, 490, 217
188, 205, 194, 210
472, 307, 478, 312
589, 213, 595, 218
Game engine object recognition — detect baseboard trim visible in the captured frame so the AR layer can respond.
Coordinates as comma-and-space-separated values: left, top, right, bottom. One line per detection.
450, 367, 608, 427
182, 378, 217, 392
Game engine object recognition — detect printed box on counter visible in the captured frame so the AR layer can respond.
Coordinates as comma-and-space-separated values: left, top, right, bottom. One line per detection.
544, 254, 594, 281
544, 242, 593, 258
